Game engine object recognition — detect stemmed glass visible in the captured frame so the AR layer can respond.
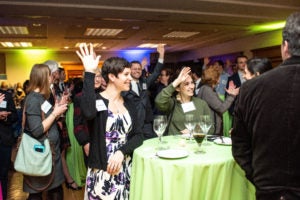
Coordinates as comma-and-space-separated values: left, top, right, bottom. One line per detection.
153, 115, 167, 149
184, 114, 196, 143
198, 115, 212, 146
193, 131, 206, 154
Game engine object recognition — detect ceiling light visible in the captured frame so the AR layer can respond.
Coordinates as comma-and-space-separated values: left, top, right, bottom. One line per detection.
84, 28, 123, 36
163, 31, 199, 38
137, 43, 166, 48
0, 42, 32, 48
0, 26, 29, 35
75, 43, 103, 48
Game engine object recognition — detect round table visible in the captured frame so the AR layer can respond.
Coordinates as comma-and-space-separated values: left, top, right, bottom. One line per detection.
130, 136, 255, 200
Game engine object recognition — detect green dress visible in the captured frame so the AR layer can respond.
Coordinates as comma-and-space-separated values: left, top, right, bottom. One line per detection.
65, 103, 87, 187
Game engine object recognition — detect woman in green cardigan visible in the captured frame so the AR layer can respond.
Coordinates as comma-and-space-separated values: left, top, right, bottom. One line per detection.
155, 67, 211, 136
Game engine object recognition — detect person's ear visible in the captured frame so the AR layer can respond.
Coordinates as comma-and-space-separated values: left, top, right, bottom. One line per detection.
255, 72, 260, 77
282, 40, 290, 59
108, 73, 116, 82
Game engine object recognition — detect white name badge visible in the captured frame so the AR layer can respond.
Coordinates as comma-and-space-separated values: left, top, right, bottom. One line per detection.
41, 100, 52, 113
0, 100, 7, 108
142, 83, 147, 90
181, 101, 196, 113
96, 99, 107, 111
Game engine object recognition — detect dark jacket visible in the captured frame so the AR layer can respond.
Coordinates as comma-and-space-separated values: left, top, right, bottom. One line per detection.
80, 72, 144, 170
232, 56, 300, 198
122, 61, 164, 139
0, 89, 18, 146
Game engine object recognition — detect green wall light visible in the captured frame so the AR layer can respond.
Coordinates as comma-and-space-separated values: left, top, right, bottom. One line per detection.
249, 21, 286, 33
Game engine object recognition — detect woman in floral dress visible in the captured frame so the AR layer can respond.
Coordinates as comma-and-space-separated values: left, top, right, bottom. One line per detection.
76, 43, 144, 200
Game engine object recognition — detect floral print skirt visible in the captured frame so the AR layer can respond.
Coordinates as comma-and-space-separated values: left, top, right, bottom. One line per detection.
84, 111, 132, 200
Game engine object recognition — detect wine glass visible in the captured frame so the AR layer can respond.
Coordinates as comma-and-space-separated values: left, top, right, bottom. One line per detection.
153, 115, 167, 149
184, 114, 196, 143
193, 131, 206, 154
198, 115, 212, 146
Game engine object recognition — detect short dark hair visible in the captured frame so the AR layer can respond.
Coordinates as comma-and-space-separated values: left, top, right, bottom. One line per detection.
130, 60, 142, 66
101, 57, 130, 83
247, 58, 272, 76
214, 60, 224, 68
191, 62, 202, 77
282, 12, 300, 56
235, 55, 248, 63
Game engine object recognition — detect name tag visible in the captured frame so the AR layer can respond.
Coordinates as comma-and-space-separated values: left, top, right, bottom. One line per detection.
142, 83, 147, 90
41, 100, 52, 113
96, 100, 107, 111
181, 102, 196, 113
0, 100, 7, 108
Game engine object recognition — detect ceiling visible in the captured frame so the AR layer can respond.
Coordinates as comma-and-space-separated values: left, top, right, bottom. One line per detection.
0, 0, 299, 53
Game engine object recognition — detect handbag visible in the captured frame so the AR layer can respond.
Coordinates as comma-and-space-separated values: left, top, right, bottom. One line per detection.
14, 132, 52, 176
13, 105, 55, 191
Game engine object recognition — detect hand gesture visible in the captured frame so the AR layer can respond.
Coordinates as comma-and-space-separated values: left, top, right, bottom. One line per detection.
141, 57, 148, 70
107, 150, 124, 175
204, 57, 210, 66
52, 99, 68, 117
225, 80, 240, 96
157, 44, 165, 59
172, 67, 191, 88
76, 43, 101, 73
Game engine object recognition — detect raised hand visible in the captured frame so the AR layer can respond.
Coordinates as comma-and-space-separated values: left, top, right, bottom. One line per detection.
172, 67, 191, 88
157, 44, 165, 59
76, 43, 101, 73
225, 80, 240, 96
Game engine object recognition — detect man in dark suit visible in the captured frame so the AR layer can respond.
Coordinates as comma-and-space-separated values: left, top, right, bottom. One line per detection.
122, 44, 165, 139
232, 12, 300, 200
226, 55, 247, 115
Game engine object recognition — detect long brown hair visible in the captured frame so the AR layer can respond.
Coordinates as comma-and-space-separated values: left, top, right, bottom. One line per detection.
27, 64, 51, 99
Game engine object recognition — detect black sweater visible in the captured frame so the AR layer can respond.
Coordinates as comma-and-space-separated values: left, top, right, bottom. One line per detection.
80, 72, 144, 170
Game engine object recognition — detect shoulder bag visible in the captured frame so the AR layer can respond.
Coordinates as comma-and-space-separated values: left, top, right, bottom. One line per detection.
14, 105, 55, 191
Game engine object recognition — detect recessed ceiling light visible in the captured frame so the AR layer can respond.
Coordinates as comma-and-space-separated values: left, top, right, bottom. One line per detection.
75, 43, 103, 48
163, 31, 199, 38
137, 43, 166, 48
0, 26, 29, 35
84, 28, 123, 36
0, 42, 32, 48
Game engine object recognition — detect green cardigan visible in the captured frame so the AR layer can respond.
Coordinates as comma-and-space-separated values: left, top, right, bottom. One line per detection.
155, 84, 211, 135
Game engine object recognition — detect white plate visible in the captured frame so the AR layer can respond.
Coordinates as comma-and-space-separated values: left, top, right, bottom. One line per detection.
214, 137, 232, 145
156, 149, 189, 159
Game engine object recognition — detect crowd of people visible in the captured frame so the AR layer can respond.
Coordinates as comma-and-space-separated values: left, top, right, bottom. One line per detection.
0, 11, 299, 200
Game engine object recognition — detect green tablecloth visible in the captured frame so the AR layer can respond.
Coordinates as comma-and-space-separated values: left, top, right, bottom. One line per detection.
130, 136, 255, 200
